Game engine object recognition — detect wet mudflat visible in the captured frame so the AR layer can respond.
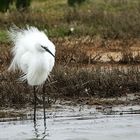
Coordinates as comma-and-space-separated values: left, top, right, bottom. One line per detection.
0, 105, 140, 140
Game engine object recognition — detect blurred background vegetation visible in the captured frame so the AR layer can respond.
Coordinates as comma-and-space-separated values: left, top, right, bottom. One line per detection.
0, 0, 140, 41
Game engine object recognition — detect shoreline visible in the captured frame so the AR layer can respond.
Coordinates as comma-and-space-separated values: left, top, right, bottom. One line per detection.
0, 93, 140, 120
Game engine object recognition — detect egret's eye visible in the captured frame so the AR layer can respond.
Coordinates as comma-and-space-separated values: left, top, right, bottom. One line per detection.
41, 46, 55, 58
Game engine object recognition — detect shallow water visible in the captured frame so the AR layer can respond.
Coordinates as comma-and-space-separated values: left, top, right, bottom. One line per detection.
0, 105, 140, 140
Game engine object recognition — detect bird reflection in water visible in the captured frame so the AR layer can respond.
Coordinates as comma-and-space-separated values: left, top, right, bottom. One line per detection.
33, 120, 49, 139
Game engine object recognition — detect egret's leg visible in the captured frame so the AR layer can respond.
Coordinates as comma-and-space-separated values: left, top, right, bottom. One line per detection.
42, 84, 46, 123
33, 86, 37, 122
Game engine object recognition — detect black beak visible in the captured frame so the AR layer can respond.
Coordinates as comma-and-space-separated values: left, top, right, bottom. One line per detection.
41, 46, 55, 58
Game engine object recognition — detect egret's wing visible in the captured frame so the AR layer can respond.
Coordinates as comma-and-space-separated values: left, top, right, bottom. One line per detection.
8, 26, 27, 71
8, 25, 22, 43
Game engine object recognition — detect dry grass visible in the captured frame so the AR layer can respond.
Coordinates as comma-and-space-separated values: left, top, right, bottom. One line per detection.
54, 37, 140, 65
1, 63, 140, 107
53, 65, 140, 98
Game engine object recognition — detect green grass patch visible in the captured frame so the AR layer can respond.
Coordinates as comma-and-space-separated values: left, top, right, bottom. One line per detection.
0, 30, 8, 43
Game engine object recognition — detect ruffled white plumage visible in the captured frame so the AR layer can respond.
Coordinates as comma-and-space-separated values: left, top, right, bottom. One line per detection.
8, 26, 55, 86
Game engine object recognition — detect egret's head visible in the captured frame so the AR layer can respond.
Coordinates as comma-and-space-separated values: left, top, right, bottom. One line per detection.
10, 26, 56, 58
40, 44, 55, 58
35, 33, 55, 58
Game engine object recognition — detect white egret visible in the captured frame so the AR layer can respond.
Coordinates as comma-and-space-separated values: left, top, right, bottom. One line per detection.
8, 26, 55, 122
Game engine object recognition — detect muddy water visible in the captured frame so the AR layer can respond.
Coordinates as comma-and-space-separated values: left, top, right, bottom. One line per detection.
0, 105, 140, 140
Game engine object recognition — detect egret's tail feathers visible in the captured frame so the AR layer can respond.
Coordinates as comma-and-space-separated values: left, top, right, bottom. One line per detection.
19, 73, 27, 82
8, 56, 19, 71
8, 63, 15, 71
